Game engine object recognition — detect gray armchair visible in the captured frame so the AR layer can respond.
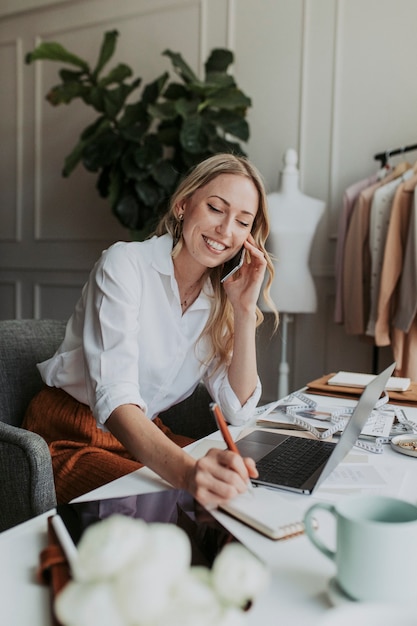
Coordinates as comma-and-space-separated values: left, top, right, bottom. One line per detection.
0, 318, 216, 533
0, 319, 66, 532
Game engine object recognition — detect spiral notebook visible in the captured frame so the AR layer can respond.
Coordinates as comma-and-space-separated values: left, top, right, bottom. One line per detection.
219, 486, 306, 540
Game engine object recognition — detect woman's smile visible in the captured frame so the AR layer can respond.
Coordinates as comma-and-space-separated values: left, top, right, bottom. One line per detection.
202, 235, 228, 254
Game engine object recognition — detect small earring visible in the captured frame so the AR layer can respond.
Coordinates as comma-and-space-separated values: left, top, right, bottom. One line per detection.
174, 213, 184, 243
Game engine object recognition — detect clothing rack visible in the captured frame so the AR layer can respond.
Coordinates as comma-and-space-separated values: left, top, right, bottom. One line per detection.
371, 143, 417, 374
374, 143, 417, 167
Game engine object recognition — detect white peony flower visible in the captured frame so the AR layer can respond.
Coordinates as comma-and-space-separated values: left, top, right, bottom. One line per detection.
54, 514, 268, 626
151, 573, 221, 626
145, 522, 192, 573
170, 567, 219, 611
73, 514, 149, 582
114, 554, 178, 623
55, 580, 126, 626
211, 543, 269, 609
114, 525, 190, 624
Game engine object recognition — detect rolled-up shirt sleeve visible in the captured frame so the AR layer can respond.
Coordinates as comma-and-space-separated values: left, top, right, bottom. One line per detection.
203, 361, 261, 426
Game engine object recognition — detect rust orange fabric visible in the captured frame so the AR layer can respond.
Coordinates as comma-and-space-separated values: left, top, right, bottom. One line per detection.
23, 386, 194, 504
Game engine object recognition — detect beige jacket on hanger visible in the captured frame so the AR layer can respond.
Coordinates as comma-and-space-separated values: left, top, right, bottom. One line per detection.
374, 170, 417, 347
342, 162, 410, 336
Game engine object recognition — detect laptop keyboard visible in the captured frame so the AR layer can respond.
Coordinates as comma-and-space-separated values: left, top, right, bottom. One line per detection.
256, 437, 335, 488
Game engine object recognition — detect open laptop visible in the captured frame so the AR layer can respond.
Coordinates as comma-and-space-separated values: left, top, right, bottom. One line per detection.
236, 363, 395, 495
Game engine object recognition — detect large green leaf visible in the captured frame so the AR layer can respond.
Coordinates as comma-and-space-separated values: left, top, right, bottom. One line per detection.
25, 42, 89, 71
151, 160, 178, 191
163, 50, 199, 84
59, 68, 85, 82
92, 30, 119, 79
119, 101, 149, 128
62, 138, 85, 177
132, 135, 163, 168
113, 192, 142, 229
81, 131, 121, 171
80, 116, 109, 140
163, 82, 188, 100
99, 63, 134, 87
204, 48, 234, 73
175, 98, 199, 118
103, 84, 133, 119
46, 82, 88, 105
141, 72, 169, 107
119, 123, 148, 142
199, 88, 252, 112
180, 116, 207, 153
148, 101, 177, 121
204, 72, 235, 89
134, 178, 162, 208
156, 120, 180, 146
204, 109, 250, 141
121, 148, 146, 180
180, 150, 206, 169
82, 86, 106, 112
96, 166, 111, 198
209, 136, 246, 156
63, 117, 111, 176
107, 167, 123, 206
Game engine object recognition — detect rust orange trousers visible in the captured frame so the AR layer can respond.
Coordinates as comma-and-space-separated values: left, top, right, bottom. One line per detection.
23, 386, 194, 504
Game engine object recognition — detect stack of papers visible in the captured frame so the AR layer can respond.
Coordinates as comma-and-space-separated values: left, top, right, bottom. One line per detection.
328, 371, 410, 392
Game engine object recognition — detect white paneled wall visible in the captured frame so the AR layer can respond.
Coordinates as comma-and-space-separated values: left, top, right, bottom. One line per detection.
1, 0, 416, 398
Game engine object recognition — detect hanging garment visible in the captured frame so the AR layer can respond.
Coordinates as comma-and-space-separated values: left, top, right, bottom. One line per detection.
334, 174, 378, 324
394, 188, 417, 333
342, 162, 410, 336
374, 171, 417, 347
366, 168, 415, 337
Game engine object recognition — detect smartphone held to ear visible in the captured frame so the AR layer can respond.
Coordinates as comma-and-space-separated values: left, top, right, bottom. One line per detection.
221, 247, 246, 283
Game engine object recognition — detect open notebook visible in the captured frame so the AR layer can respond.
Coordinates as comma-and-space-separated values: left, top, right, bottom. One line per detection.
219, 487, 307, 540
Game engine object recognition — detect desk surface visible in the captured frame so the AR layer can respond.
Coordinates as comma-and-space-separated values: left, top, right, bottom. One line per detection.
2, 397, 417, 626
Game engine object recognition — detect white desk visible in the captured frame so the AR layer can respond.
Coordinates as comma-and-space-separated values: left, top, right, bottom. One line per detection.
1, 401, 417, 626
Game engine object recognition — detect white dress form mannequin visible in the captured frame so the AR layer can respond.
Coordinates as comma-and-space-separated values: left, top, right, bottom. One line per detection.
267, 148, 325, 312
266, 148, 325, 397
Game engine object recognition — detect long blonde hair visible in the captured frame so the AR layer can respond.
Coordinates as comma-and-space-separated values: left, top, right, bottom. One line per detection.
155, 153, 278, 367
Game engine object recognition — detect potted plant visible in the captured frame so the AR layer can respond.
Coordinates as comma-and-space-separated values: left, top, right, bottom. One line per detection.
26, 30, 252, 238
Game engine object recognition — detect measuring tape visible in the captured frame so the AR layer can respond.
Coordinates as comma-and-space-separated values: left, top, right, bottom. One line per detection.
254, 390, 393, 453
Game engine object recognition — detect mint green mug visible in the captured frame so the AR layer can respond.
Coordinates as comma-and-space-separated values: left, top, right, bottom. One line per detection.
304, 495, 417, 602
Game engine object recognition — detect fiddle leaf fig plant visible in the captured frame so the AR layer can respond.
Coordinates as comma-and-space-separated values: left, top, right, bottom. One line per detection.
26, 30, 252, 237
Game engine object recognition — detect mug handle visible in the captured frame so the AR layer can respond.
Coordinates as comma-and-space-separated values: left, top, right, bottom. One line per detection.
304, 502, 336, 562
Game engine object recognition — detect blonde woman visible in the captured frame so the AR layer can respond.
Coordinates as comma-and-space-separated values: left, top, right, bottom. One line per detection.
24, 153, 278, 507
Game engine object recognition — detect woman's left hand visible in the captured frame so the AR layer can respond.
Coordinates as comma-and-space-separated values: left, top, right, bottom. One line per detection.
222, 235, 267, 312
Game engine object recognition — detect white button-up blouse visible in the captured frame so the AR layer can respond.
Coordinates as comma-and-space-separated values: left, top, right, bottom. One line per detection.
38, 234, 261, 428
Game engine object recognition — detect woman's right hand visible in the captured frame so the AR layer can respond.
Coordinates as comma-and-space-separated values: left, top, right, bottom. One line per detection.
187, 448, 258, 508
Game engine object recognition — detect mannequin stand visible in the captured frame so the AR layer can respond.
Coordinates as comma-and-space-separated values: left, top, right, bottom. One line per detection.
266, 148, 325, 400
278, 313, 293, 399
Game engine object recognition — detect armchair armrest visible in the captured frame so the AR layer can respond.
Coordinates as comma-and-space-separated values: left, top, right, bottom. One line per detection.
0, 421, 56, 532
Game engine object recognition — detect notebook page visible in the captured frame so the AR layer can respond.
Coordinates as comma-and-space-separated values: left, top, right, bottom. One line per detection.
219, 487, 305, 540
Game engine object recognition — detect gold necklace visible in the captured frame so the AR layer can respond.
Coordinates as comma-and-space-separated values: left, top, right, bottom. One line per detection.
180, 281, 201, 311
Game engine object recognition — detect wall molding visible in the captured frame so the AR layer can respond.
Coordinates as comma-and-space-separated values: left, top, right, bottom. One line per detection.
0, 38, 23, 242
